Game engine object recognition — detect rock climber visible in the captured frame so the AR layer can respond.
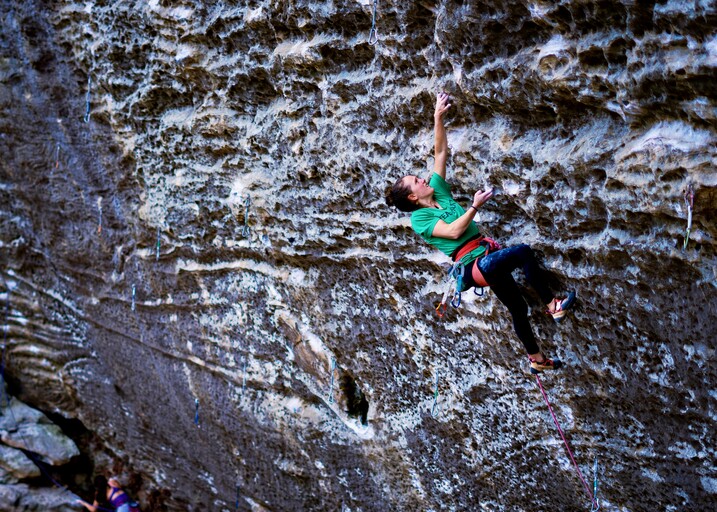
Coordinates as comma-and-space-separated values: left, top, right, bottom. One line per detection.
384, 91, 576, 374
77, 475, 133, 512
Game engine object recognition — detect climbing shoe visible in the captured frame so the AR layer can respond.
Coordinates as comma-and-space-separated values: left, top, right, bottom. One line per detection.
547, 291, 576, 323
529, 356, 563, 374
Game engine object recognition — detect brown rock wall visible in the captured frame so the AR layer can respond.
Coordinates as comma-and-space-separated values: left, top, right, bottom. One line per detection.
1, 1, 716, 510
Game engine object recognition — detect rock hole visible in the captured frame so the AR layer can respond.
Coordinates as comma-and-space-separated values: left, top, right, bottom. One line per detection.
114, 384, 126, 398
658, 167, 686, 182
567, 248, 584, 265
339, 374, 369, 425
578, 47, 608, 69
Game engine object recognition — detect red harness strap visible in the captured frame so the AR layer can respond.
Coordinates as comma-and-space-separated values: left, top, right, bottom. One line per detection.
452, 236, 501, 288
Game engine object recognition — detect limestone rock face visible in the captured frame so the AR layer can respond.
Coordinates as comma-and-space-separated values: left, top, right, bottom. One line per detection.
0, 445, 41, 481
0, 397, 80, 466
0, 0, 716, 511
0, 483, 78, 512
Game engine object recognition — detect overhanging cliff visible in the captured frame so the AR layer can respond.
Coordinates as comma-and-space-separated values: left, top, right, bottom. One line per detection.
1, 1, 716, 510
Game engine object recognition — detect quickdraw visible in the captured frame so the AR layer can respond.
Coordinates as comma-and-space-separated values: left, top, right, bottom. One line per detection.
84, 74, 92, 123
96, 197, 103, 235
368, 0, 379, 45
242, 195, 251, 237
590, 457, 600, 511
430, 372, 440, 417
328, 357, 336, 403
683, 183, 694, 250
435, 262, 463, 317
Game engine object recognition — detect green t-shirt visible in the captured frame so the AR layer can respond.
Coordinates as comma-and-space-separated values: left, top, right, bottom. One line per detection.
410, 173, 482, 258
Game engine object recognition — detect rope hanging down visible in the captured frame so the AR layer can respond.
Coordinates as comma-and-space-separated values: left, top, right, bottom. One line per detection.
534, 374, 598, 510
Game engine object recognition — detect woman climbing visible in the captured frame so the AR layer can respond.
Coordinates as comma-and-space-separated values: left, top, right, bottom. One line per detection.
77, 475, 136, 512
385, 91, 576, 374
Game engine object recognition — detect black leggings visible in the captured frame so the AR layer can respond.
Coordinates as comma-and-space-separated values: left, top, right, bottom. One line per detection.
463, 244, 553, 355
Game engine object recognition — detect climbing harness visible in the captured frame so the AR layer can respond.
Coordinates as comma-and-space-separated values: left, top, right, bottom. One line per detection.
683, 183, 694, 250
131, 284, 136, 312
84, 74, 92, 123
241, 195, 251, 237
368, 0, 379, 45
435, 236, 498, 317
194, 398, 200, 427
155, 226, 161, 261
591, 458, 600, 511
534, 374, 598, 510
430, 372, 440, 417
328, 357, 336, 403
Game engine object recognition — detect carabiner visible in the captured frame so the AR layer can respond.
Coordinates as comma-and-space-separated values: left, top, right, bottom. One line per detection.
450, 291, 461, 308
242, 195, 251, 237
450, 273, 463, 308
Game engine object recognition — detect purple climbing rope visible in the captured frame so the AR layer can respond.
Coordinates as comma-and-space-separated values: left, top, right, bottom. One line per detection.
534, 374, 598, 510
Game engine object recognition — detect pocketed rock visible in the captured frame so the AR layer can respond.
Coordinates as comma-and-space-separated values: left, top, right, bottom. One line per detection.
0, 0, 716, 511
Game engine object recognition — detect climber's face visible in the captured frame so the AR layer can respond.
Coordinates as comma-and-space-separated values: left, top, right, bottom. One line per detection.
403, 175, 433, 204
